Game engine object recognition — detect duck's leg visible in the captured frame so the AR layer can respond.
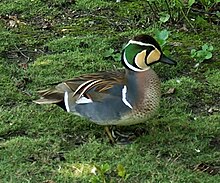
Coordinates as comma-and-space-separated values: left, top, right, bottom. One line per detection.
104, 126, 143, 144
104, 126, 115, 144
114, 130, 135, 139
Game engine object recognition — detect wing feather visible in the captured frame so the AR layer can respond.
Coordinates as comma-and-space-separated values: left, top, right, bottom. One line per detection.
34, 70, 125, 104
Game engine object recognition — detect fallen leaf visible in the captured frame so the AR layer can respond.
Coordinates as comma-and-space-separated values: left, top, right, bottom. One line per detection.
208, 107, 220, 114
7, 15, 27, 28
18, 63, 28, 69
42, 181, 55, 183
179, 24, 189, 32
42, 19, 53, 29
170, 42, 183, 46
9, 20, 17, 28
163, 88, 176, 96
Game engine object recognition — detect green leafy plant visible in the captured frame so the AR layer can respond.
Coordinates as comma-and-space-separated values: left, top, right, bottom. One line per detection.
191, 44, 214, 67
104, 48, 121, 62
198, 0, 220, 11
90, 163, 110, 183
159, 12, 170, 24
90, 163, 130, 183
188, 0, 196, 7
146, 0, 187, 24
154, 29, 169, 47
146, 0, 219, 29
117, 164, 129, 181
154, 29, 171, 56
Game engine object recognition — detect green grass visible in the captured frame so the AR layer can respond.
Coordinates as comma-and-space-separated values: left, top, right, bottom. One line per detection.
0, 0, 220, 182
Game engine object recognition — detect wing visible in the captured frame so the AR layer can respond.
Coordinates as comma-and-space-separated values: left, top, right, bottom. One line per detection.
34, 70, 133, 122
34, 70, 125, 103
64, 70, 126, 100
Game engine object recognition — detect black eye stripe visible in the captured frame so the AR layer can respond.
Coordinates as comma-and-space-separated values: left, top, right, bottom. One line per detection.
145, 47, 154, 54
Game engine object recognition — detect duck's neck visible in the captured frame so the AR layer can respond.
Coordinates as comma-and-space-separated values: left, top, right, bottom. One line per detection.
125, 68, 160, 107
125, 68, 151, 85
125, 69, 150, 105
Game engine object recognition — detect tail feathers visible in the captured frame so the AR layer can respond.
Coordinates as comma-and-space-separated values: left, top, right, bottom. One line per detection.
33, 88, 64, 104
33, 98, 62, 104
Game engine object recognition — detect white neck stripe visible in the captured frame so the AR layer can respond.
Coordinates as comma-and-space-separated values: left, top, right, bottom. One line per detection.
123, 51, 142, 72
123, 51, 150, 72
122, 85, 133, 109
64, 91, 70, 112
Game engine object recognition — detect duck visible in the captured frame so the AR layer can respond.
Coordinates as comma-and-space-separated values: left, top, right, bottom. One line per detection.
34, 34, 177, 143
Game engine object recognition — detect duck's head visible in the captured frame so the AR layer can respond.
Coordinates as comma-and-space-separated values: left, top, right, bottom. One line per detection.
122, 34, 177, 72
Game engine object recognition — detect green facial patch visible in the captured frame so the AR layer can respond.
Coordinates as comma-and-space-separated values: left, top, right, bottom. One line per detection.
124, 44, 153, 67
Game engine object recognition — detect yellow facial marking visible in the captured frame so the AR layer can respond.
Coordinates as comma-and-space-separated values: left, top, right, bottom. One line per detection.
146, 48, 161, 65
135, 50, 148, 69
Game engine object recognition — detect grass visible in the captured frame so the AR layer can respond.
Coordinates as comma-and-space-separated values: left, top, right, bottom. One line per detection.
0, 0, 220, 182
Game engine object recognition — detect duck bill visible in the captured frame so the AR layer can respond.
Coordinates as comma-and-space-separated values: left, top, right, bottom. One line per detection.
160, 54, 177, 65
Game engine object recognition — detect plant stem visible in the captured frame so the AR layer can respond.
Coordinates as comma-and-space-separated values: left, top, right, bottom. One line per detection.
180, 7, 197, 33
164, 0, 173, 23
147, 1, 158, 21
153, 1, 159, 13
